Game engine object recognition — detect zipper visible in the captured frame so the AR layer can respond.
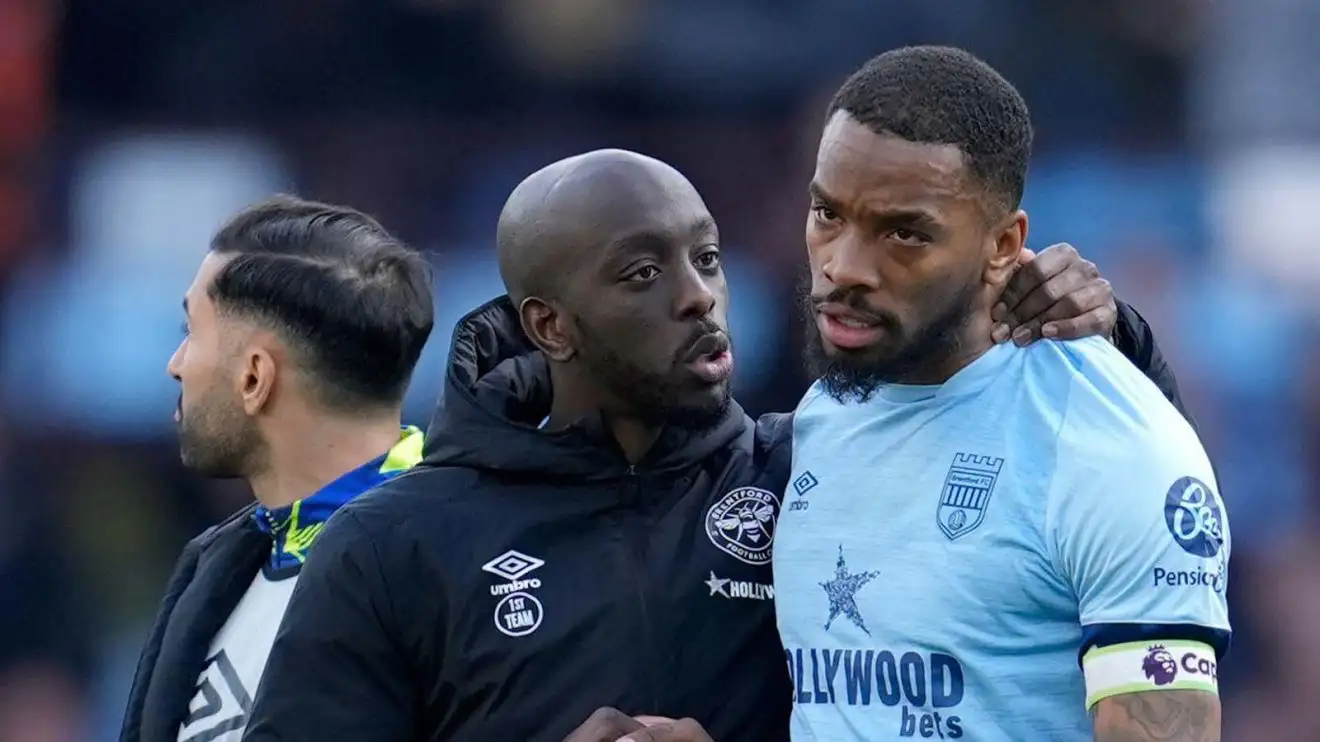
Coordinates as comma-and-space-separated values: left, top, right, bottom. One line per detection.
619, 464, 662, 710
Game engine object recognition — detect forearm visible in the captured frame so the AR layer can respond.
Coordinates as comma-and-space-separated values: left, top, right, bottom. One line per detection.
1092, 691, 1220, 742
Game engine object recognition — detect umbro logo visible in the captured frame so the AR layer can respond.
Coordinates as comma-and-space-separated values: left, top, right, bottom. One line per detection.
793, 471, 819, 496
179, 650, 251, 742
789, 470, 818, 512
482, 550, 548, 637
481, 550, 545, 582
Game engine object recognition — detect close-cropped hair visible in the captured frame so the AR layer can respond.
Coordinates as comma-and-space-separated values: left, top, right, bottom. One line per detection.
830, 45, 1034, 212
208, 194, 435, 411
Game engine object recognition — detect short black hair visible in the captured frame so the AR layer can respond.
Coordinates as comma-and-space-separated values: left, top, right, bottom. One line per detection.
828, 45, 1033, 212
208, 195, 434, 412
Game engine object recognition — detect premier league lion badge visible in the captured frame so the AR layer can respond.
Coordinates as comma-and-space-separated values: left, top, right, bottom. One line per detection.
1142, 645, 1179, 687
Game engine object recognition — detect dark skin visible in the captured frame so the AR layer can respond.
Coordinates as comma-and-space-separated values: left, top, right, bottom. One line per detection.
546, 145, 1122, 737
502, 148, 1116, 465
562, 709, 713, 742
498, 149, 734, 462
804, 112, 1218, 742
805, 112, 1023, 385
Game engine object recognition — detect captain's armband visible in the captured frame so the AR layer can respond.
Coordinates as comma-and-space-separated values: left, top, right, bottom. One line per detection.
1082, 640, 1218, 710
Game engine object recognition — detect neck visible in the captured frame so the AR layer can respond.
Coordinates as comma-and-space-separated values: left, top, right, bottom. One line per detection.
896, 310, 995, 385
546, 364, 661, 465
247, 411, 403, 509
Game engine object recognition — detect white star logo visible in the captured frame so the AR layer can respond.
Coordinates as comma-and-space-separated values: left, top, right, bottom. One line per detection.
705, 571, 730, 598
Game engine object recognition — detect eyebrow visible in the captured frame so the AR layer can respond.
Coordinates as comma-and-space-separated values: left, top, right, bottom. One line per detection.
182, 297, 189, 315
609, 215, 719, 252
808, 181, 835, 206
809, 181, 941, 231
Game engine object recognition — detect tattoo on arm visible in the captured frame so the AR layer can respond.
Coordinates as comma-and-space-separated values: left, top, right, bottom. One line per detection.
1092, 690, 1220, 742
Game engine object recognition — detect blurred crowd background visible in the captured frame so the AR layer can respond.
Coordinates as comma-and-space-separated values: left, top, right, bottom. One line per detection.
0, 0, 1317, 740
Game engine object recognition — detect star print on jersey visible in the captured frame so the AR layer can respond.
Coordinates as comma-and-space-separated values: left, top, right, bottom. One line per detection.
705, 571, 730, 597
821, 544, 880, 635
179, 650, 252, 742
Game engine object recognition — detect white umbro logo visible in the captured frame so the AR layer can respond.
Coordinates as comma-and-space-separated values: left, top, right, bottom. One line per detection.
481, 550, 545, 582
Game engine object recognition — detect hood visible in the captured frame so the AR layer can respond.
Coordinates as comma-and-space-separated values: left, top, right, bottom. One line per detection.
424, 295, 749, 480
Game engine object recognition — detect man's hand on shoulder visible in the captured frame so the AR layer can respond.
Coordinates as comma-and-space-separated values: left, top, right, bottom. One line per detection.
993, 243, 1117, 346
1092, 690, 1220, 742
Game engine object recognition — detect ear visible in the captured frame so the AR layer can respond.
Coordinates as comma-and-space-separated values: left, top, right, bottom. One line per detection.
237, 344, 278, 416
519, 296, 577, 363
983, 209, 1027, 288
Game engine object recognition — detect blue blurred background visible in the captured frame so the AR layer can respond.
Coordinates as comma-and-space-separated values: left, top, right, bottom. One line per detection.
0, 0, 1316, 739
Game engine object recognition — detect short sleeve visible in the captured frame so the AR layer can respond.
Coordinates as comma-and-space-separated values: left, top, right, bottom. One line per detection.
1046, 396, 1231, 663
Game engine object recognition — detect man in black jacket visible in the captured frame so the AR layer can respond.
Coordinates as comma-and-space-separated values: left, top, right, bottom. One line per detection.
120, 196, 433, 742
242, 150, 1189, 742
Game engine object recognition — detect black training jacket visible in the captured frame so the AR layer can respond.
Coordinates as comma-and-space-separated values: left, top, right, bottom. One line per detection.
241, 296, 1187, 742
121, 503, 269, 742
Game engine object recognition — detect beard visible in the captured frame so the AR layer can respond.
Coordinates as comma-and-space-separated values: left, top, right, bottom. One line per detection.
176, 390, 265, 479
574, 317, 732, 433
800, 270, 980, 403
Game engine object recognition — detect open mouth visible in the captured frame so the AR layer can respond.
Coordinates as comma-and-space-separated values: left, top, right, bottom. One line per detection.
816, 303, 886, 350
684, 332, 735, 384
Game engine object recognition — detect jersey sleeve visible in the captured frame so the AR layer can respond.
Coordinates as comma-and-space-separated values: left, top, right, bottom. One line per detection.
242, 509, 417, 742
1045, 379, 1230, 704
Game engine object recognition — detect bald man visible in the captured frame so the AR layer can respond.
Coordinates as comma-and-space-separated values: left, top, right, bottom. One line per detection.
242, 150, 1185, 742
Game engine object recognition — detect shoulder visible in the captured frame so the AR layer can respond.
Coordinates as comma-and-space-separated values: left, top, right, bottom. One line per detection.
323, 462, 546, 571
1023, 337, 1203, 463
190, 501, 259, 551
785, 381, 848, 443
345, 463, 487, 523
754, 411, 794, 455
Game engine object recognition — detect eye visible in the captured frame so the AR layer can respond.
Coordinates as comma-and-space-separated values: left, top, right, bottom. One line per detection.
889, 227, 929, 246
625, 265, 661, 282
180, 322, 191, 336
693, 250, 721, 271
811, 204, 839, 223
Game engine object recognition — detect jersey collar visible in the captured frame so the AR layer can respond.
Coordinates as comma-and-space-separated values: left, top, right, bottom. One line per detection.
253, 425, 423, 576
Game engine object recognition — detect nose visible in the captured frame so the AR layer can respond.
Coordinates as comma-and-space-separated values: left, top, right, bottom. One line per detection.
167, 339, 185, 381
821, 232, 881, 291
673, 261, 717, 320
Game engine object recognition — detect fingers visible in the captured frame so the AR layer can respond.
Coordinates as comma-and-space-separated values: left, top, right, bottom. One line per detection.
563, 707, 644, 742
994, 243, 1116, 346
1005, 282, 1115, 344
997, 243, 1076, 315
1040, 302, 1119, 341
618, 718, 714, 742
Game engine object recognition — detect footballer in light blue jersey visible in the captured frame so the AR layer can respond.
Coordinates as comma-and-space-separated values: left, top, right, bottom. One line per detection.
776, 336, 1228, 740
775, 46, 1227, 742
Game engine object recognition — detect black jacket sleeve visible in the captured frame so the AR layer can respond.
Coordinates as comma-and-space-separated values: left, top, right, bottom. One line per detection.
120, 531, 205, 742
242, 509, 415, 742
1112, 299, 1198, 433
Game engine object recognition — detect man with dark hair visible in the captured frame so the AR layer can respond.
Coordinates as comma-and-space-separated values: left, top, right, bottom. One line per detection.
120, 195, 434, 742
243, 144, 1190, 742
778, 47, 1226, 741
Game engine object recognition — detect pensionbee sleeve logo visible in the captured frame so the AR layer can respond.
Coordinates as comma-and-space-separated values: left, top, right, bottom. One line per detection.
1163, 477, 1224, 558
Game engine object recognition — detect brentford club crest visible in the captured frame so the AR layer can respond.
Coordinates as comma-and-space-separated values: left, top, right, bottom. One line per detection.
705, 487, 780, 565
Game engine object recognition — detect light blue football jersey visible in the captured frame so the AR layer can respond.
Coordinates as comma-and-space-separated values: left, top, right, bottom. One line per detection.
774, 337, 1230, 741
